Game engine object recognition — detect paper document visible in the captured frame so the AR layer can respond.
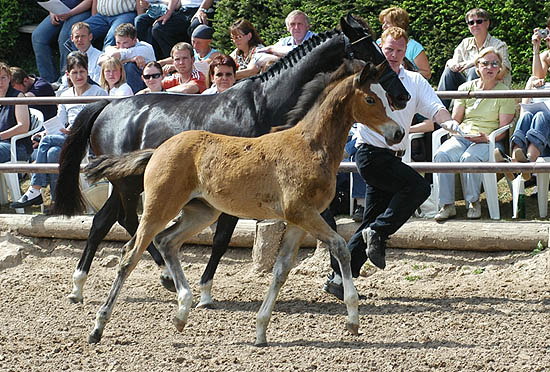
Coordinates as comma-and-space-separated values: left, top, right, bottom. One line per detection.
43, 116, 65, 135
520, 101, 550, 114
38, 0, 71, 14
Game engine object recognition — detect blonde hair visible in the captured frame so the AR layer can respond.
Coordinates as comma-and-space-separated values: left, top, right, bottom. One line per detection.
0, 62, 11, 79
381, 26, 409, 45
474, 47, 502, 75
99, 57, 126, 91
379, 7, 409, 31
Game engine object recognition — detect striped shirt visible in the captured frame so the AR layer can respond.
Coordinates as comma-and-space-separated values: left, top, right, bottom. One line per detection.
96, 0, 135, 16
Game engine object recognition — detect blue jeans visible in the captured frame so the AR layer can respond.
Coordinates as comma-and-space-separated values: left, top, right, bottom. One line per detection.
30, 134, 66, 198
437, 66, 479, 109
331, 144, 430, 277
151, 7, 201, 59
434, 136, 505, 204
124, 62, 146, 93
511, 111, 550, 157
83, 12, 136, 49
0, 142, 30, 163
32, 12, 91, 83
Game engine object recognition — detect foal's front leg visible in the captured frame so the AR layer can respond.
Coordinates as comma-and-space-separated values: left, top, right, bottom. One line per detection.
255, 224, 306, 346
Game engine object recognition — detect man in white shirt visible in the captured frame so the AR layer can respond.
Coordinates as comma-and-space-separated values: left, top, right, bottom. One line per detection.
324, 27, 458, 300
258, 10, 316, 58
99, 23, 156, 93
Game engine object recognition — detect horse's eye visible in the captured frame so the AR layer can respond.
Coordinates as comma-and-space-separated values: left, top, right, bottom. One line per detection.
365, 96, 376, 105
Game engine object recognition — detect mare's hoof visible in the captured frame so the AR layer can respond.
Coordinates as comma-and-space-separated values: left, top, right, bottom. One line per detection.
67, 293, 83, 304
195, 301, 215, 309
172, 316, 187, 332
160, 275, 176, 292
254, 341, 268, 347
346, 322, 359, 336
88, 330, 102, 344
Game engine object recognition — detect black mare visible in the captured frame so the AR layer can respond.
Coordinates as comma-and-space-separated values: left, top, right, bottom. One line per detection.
55, 14, 411, 305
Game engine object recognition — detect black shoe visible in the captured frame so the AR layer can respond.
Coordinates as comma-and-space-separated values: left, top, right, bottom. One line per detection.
362, 227, 386, 269
351, 206, 364, 222
10, 193, 43, 209
322, 273, 343, 301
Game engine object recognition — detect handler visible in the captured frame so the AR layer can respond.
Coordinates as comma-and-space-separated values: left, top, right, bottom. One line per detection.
324, 27, 459, 300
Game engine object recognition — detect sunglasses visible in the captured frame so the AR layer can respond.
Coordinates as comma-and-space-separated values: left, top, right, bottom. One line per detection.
142, 72, 161, 80
478, 60, 500, 68
231, 33, 246, 41
467, 19, 486, 26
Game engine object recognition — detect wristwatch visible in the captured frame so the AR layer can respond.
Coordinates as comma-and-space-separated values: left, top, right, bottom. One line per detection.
199, 7, 207, 13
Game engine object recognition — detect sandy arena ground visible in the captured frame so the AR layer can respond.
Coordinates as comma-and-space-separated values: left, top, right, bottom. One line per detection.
0, 232, 548, 371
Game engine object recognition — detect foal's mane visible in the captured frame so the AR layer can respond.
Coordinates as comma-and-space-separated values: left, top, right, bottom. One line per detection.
251, 30, 342, 83
283, 60, 365, 128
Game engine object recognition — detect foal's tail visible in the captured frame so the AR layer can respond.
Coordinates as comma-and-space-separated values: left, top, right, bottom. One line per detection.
85, 149, 154, 184
54, 100, 110, 216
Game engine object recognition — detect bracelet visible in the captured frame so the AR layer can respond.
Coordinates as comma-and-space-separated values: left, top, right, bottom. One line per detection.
199, 7, 207, 13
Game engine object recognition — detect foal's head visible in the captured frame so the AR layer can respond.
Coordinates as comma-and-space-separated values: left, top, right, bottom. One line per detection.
349, 62, 404, 145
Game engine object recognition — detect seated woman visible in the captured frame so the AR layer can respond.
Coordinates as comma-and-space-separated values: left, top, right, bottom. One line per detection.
229, 19, 265, 80
202, 55, 237, 95
433, 47, 516, 221
99, 56, 134, 96
0, 62, 32, 164
136, 61, 164, 94
11, 52, 107, 209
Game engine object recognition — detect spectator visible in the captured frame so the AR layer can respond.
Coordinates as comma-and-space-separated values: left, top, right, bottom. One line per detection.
437, 8, 511, 109
10, 67, 57, 121
10, 52, 107, 210
191, 25, 220, 76
59, 22, 103, 91
229, 19, 265, 80
99, 56, 133, 96
150, 0, 214, 59
32, 0, 92, 83
434, 47, 515, 221
0, 63, 32, 164
377, 7, 431, 80
134, 0, 170, 46
532, 17, 550, 80
202, 54, 237, 94
161, 42, 206, 93
98, 23, 155, 93
136, 61, 164, 94
257, 10, 316, 58
82, 0, 136, 49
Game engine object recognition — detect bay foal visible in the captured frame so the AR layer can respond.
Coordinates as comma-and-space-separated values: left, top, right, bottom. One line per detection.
85, 61, 403, 346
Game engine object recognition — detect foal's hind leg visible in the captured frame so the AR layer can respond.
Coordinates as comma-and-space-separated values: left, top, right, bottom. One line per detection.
152, 199, 221, 331
255, 224, 306, 346
197, 213, 239, 308
297, 211, 359, 335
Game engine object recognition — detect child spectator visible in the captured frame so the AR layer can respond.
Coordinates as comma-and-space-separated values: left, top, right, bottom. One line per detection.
99, 57, 133, 96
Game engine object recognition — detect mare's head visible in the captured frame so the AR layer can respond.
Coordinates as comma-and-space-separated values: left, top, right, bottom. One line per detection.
340, 13, 410, 110
350, 62, 404, 146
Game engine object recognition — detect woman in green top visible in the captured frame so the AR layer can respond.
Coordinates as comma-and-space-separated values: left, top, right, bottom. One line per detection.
434, 47, 516, 221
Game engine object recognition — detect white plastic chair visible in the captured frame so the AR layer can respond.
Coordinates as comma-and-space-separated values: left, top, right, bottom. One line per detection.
431, 124, 510, 220
511, 156, 550, 218
2, 108, 44, 213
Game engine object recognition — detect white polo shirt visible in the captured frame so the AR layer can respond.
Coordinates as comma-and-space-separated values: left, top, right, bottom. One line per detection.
356, 66, 444, 151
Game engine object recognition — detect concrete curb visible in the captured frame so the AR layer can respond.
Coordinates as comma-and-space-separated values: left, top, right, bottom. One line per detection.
0, 214, 546, 252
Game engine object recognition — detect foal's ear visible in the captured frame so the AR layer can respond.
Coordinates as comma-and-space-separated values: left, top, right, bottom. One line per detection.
356, 62, 377, 87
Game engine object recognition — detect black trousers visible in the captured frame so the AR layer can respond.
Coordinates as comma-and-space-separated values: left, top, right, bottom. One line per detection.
151, 7, 204, 59
331, 144, 430, 277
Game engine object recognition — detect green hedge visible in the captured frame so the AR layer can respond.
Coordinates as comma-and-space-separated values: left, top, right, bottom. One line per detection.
213, 0, 550, 85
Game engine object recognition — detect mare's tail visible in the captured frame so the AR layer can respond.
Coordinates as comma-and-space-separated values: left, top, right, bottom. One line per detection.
53, 100, 110, 216
85, 149, 154, 184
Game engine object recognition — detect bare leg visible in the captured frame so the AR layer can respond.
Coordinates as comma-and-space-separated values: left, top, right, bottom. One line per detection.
152, 199, 221, 331
255, 224, 306, 346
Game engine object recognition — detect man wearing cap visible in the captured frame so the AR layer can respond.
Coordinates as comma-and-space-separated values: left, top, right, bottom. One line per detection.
191, 24, 220, 76
258, 10, 316, 58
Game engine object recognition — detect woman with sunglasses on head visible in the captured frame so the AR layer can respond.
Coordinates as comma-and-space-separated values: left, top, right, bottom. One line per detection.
202, 54, 237, 94
99, 56, 133, 96
136, 61, 165, 94
229, 18, 265, 80
433, 47, 515, 221
437, 8, 511, 109
10, 52, 107, 211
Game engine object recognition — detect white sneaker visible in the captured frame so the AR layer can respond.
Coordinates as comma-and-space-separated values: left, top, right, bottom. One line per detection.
434, 204, 456, 221
467, 200, 481, 219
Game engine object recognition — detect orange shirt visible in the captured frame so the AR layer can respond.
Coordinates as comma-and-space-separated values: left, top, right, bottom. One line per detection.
161, 69, 206, 92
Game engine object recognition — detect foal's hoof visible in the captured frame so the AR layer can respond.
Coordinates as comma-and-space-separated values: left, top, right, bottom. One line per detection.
67, 293, 83, 304
160, 275, 176, 293
195, 300, 215, 309
346, 322, 359, 336
172, 316, 187, 332
254, 341, 268, 347
88, 329, 102, 344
